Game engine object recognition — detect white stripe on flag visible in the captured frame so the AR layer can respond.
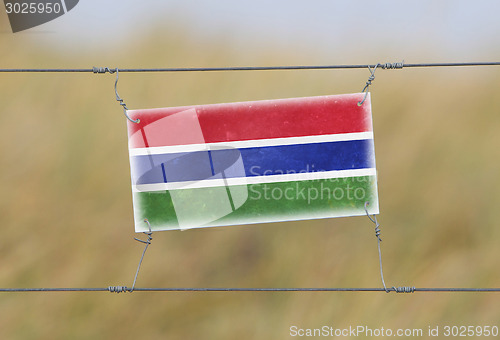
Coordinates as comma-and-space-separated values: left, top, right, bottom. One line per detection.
129, 131, 374, 156
132, 168, 377, 192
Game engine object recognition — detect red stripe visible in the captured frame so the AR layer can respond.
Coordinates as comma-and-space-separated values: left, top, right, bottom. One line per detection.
127, 93, 372, 149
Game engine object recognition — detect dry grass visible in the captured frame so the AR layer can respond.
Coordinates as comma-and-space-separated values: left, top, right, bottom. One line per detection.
1, 18, 500, 339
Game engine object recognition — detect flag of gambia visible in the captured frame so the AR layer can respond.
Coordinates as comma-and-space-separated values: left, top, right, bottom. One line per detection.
127, 93, 378, 232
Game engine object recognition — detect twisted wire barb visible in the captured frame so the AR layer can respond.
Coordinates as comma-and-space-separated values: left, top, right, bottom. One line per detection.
379, 61, 405, 70
108, 286, 128, 293
358, 61, 404, 106
357, 64, 378, 106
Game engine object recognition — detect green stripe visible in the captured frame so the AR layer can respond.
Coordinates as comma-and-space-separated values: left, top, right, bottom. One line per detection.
133, 176, 378, 231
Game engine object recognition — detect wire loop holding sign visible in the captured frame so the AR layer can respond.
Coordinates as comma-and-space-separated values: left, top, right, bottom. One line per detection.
107, 220, 153, 294
364, 201, 389, 292
113, 68, 140, 124
358, 64, 378, 106
130, 219, 154, 292
357, 61, 404, 106
92, 66, 139, 123
364, 202, 415, 294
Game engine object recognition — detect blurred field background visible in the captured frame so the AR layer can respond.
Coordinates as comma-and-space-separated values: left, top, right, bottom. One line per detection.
1, 2, 500, 339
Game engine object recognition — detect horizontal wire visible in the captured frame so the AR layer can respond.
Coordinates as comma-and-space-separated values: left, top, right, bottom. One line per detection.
0, 62, 500, 73
1, 287, 500, 293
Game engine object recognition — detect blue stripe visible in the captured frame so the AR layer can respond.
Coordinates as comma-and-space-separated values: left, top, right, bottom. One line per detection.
131, 139, 375, 185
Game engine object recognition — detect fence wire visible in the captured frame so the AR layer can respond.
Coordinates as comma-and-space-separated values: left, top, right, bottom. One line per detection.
1, 287, 500, 293
0, 61, 499, 73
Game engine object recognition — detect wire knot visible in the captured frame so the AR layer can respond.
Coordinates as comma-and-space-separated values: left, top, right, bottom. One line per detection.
380, 61, 404, 70
374, 224, 382, 241
92, 67, 116, 74
134, 219, 153, 245
391, 286, 415, 293
364, 202, 382, 242
358, 64, 378, 106
108, 286, 129, 293
365, 73, 375, 87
